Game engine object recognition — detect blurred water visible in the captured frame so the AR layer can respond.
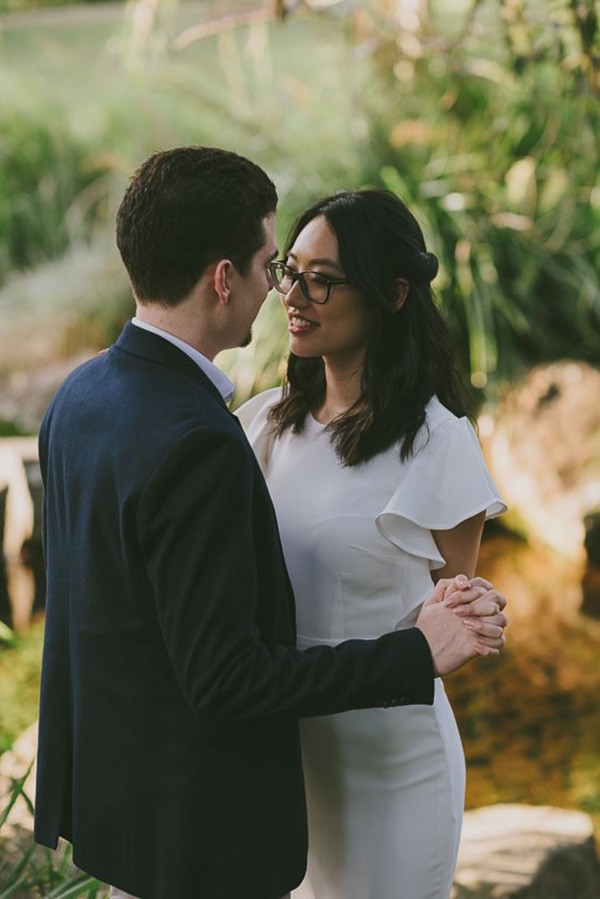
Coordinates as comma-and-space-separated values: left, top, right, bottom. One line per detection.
446, 534, 600, 835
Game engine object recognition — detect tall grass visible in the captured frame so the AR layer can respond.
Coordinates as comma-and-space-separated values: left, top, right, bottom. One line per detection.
0, 0, 597, 400
342, 0, 600, 392
0, 622, 44, 754
0, 108, 114, 288
0, 769, 105, 897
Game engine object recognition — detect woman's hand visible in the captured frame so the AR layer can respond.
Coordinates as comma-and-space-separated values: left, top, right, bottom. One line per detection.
443, 575, 506, 616
437, 574, 507, 656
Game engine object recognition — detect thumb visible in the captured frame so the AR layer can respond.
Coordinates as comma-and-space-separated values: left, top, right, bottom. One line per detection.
423, 579, 450, 606
442, 573, 470, 601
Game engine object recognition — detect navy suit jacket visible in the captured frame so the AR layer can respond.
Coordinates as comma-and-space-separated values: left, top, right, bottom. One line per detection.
34, 322, 434, 899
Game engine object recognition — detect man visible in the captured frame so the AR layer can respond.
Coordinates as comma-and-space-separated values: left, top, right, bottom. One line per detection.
34, 147, 506, 899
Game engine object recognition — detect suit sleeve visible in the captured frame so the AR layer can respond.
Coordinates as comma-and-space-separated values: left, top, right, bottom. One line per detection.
137, 426, 434, 722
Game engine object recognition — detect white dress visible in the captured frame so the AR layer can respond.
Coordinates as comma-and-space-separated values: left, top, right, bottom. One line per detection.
237, 391, 506, 899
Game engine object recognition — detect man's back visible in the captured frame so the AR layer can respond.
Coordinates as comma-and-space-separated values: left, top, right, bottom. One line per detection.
35, 327, 306, 899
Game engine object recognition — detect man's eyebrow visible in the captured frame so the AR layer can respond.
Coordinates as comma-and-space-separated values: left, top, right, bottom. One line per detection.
269, 249, 278, 261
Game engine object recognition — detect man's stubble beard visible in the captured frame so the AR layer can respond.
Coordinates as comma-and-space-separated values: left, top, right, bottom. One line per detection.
240, 328, 253, 348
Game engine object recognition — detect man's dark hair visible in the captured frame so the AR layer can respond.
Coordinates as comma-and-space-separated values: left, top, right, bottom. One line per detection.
270, 189, 470, 466
116, 146, 278, 306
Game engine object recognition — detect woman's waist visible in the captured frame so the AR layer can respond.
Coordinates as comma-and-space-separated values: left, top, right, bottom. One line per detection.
296, 603, 423, 649
298, 681, 456, 757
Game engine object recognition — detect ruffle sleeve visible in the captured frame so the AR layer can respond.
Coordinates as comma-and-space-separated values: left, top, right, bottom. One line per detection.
376, 408, 507, 570
235, 387, 282, 474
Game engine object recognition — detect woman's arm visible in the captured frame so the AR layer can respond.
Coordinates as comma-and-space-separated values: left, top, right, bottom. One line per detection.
431, 511, 486, 582
431, 512, 507, 627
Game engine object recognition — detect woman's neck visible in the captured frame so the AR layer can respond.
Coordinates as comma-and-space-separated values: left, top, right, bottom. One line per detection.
313, 358, 364, 425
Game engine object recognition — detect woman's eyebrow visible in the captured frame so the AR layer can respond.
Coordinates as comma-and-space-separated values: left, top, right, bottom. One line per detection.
287, 251, 344, 272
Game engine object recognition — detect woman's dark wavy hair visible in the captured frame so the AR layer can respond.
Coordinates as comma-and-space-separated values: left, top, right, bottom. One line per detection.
269, 189, 470, 466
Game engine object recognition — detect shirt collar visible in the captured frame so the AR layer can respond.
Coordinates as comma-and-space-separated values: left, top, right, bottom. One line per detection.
131, 317, 235, 404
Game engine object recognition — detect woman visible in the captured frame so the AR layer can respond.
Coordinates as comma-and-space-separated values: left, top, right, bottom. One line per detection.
238, 190, 506, 899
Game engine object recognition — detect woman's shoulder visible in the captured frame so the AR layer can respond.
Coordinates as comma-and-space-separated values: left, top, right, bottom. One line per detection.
235, 388, 284, 472
235, 386, 282, 431
408, 395, 467, 455
376, 396, 505, 548
424, 395, 463, 430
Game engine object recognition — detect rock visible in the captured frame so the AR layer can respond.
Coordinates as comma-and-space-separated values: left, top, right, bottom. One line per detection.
453, 804, 600, 898
581, 511, 600, 617
480, 361, 600, 561
0, 351, 95, 436
0, 237, 130, 434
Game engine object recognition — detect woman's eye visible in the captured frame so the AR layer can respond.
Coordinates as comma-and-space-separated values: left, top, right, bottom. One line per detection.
307, 272, 328, 286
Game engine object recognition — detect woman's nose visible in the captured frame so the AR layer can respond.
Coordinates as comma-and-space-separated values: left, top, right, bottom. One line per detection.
283, 277, 309, 308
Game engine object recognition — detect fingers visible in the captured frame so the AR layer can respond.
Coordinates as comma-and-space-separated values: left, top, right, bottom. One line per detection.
468, 578, 507, 611
464, 617, 506, 639
492, 611, 508, 629
440, 575, 507, 614
465, 616, 507, 659
444, 585, 487, 610
447, 590, 506, 618
420, 575, 508, 670
440, 574, 470, 602
468, 576, 493, 592
433, 576, 468, 597
423, 579, 451, 605
474, 641, 502, 658
472, 581, 507, 611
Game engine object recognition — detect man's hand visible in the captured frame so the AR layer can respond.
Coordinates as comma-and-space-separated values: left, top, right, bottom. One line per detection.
415, 575, 507, 677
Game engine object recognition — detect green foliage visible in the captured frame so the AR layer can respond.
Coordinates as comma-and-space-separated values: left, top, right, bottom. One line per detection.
0, 0, 597, 398
0, 0, 114, 13
0, 107, 114, 287
0, 622, 17, 647
7, 847, 105, 898
345, 0, 600, 391
0, 773, 105, 897
225, 294, 288, 409
0, 621, 44, 753
0, 422, 28, 437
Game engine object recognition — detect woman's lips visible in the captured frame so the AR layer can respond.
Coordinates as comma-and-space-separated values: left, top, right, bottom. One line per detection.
288, 314, 318, 333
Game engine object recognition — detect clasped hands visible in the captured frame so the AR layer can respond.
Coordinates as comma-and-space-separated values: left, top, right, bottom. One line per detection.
416, 575, 508, 677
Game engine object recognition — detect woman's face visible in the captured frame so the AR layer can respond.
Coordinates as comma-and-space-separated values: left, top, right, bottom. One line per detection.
281, 215, 373, 370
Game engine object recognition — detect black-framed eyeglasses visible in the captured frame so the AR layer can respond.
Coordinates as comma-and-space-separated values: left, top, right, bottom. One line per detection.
268, 261, 349, 305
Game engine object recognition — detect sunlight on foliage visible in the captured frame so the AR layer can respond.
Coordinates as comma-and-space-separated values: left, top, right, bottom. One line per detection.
0, 0, 597, 401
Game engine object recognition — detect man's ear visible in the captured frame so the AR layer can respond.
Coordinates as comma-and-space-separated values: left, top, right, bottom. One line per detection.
393, 279, 410, 312
212, 259, 234, 305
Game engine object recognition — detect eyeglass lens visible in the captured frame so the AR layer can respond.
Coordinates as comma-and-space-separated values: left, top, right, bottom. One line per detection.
271, 264, 330, 304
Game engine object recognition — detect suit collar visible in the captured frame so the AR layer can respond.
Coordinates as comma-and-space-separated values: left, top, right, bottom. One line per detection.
114, 321, 228, 407
130, 318, 234, 402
